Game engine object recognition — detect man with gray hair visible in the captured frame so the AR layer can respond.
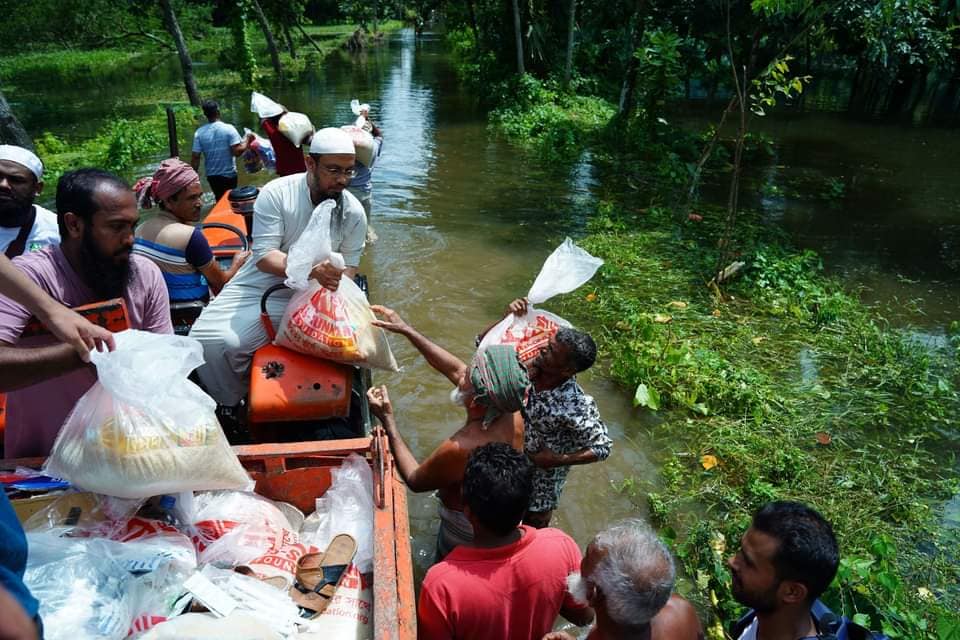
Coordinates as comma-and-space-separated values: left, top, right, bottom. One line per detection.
546, 519, 704, 640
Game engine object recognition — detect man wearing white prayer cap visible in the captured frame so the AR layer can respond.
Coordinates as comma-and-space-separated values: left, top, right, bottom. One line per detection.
190, 127, 367, 410
0, 145, 59, 258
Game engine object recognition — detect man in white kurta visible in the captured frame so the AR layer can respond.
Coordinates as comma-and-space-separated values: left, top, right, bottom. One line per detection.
190, 128, 367, 406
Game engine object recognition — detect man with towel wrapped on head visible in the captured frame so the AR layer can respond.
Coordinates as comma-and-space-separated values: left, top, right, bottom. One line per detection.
190, 127, 367, 410
0, 145, 59, 258
366, 306, 529, 558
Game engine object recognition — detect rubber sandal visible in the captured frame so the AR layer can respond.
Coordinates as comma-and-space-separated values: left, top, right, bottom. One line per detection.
289, 533, 357, 619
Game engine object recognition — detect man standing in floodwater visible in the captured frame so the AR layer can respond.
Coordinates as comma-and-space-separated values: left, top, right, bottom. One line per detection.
367, 306, 528, 558
190, 100, 248, 201
481, 298, 612, 529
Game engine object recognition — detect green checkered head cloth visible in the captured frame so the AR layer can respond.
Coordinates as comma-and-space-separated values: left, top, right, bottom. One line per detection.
470, 345, 530, 428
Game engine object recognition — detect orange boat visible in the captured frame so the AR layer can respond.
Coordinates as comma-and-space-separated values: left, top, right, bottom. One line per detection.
1, 194, 417, 636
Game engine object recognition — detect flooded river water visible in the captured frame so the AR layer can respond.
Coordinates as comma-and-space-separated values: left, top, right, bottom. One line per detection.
12, 27, 959, 573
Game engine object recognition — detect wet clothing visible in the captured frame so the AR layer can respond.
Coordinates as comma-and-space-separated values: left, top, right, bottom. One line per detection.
0, 205, 59, 257
261, 119, 306, 177
0, 246, 172, 457
134, 212, 215, 301
0, 492, 38, 621
523, 377, 611, 514
192, 121, 242, 179
418, 526, 587, 640
190, 174, 366, 406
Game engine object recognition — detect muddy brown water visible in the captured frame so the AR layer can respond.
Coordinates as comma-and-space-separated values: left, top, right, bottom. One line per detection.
11, 28, 959, 574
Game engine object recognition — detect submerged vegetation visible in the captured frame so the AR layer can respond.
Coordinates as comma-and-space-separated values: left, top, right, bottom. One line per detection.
445, 0, 960, 637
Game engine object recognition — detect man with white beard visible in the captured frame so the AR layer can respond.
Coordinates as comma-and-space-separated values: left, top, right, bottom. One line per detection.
545, 520, 703, 640
368, 306, 528, 558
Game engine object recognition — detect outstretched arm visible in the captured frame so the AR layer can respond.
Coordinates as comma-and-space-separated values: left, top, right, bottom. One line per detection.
371, 306, 466, 385
0, 255, 114, 362
0, 342, 86, 392
368, 386, 467, 492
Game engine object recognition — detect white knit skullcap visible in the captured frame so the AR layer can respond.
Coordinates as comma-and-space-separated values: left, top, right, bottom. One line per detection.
0, 145, 43, 179
308, 127, 356, 156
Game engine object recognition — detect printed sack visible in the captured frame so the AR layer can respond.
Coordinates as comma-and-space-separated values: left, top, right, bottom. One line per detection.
478, 238, 603, 364
274, 200, 398, 371
44, 330, 251, 499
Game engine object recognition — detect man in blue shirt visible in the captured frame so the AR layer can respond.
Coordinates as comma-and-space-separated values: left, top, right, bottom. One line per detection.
1, 493, 40, 639
190, 100, 248, 201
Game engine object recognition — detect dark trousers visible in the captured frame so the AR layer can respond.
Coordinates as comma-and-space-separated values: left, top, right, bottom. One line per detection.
207, 174, 238, 203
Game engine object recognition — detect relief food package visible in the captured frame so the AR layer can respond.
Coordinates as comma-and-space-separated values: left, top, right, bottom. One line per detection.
242, 127, 276, 174
341, 125, 376, 168
278, 111, 314, 147
478, 238, 604, 364
274, 200, 399, 371
43, 330, 252, 499
180, 490, 312, 589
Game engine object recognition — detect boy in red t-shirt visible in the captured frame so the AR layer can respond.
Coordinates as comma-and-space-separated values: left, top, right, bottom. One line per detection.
417, 443, 594, 640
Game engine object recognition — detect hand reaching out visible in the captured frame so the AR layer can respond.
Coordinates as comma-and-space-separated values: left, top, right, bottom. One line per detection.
507, 297, 529, 317
40, 304, 115, 363
367, 385, 394, 423
370, 305, 411, 334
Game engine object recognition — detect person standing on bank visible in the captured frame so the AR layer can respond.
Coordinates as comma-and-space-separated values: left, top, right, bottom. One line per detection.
190, 100, 248, 201
0, 145, 59, 258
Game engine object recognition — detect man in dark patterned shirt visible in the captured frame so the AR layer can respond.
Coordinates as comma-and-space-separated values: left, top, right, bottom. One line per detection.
482, 298, 612, 528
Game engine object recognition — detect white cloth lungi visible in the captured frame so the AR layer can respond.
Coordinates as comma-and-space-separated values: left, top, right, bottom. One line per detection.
189, 173, 367, 405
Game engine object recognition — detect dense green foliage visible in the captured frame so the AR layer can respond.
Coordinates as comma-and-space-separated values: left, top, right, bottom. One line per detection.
443, 0, 960, 636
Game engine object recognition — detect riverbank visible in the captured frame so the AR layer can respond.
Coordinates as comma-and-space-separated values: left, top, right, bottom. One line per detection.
489, 76, 960, 637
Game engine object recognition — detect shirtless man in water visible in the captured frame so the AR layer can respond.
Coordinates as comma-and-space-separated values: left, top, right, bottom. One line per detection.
368, 305, 528, 557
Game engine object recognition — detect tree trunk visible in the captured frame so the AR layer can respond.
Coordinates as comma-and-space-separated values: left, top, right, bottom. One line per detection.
618, 0, 645, 117
249, 0, 283, 78
563, 0, 576, 88
159, 0, 201, 107
466, 0, 480, 49
283, 25, 297, 58
0, 88, 32, 150
511, 0, 525, 74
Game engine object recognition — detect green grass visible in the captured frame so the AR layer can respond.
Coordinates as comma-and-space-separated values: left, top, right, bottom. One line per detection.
553, 204, 960, 639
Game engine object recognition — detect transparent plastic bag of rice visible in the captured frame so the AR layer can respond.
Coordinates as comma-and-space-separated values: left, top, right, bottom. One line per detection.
44, 330, 252, 499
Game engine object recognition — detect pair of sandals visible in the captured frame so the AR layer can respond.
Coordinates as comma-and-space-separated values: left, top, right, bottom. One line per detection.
288, 533, 358, 620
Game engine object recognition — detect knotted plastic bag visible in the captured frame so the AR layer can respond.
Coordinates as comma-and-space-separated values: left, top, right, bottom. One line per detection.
43, 330, 252, 499
478, 238, 603, 364
274, 200, 398, 371
278, 112, 314, 147
242, 128, 276, 173
250, 91, 284, 119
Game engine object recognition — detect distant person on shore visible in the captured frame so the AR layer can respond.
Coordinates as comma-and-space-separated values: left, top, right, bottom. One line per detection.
0, 168, 172, 457
417, 442, 594, 639
250, 106, 309, 177
190, 100, 248, 201
544, 519, 704, 640
726, 501, 882, 640
0, 145, 59, 258
479, 298, 612, 529
134, 158, 249, 301
367, 306, 527, 558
